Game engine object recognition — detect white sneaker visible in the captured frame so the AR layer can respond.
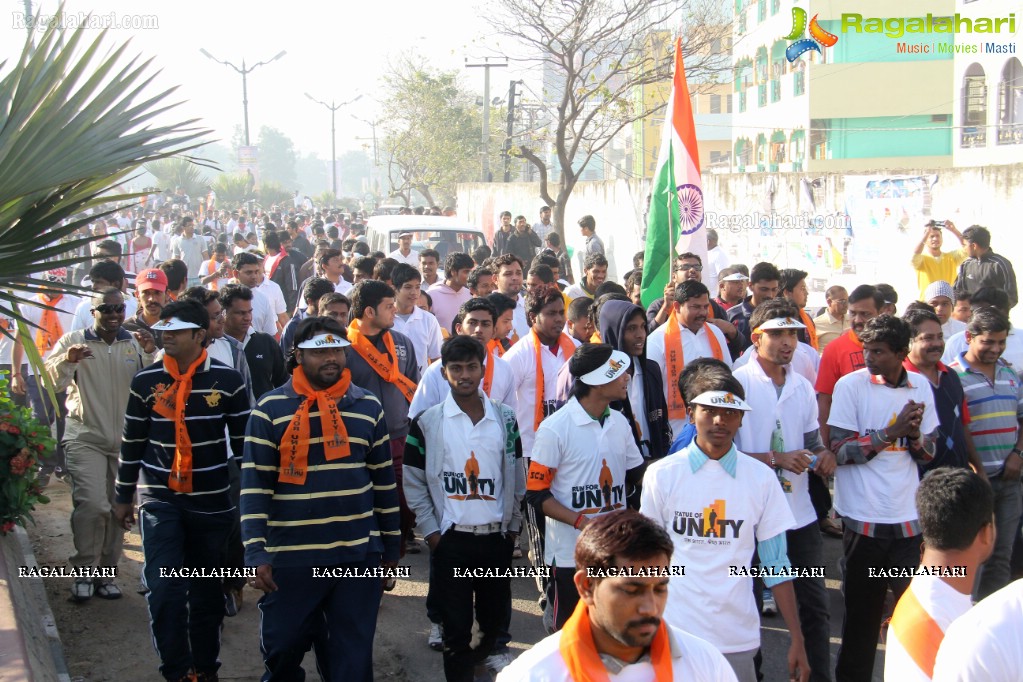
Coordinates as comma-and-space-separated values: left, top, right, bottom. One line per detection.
428, 622, 444, 651
485, 651, 515, 673
761, 588, 778, 616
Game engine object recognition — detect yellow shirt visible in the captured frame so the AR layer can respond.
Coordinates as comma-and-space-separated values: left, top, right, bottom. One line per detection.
911, 248, 966, 299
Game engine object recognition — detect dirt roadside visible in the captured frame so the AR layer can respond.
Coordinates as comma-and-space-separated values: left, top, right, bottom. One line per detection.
24, 482, 547, 682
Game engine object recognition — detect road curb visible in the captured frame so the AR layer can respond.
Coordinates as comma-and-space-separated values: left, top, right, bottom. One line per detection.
0, 525, 72, 682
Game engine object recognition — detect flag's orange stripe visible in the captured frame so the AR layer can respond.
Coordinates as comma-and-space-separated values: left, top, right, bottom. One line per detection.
670, 37, 701, 175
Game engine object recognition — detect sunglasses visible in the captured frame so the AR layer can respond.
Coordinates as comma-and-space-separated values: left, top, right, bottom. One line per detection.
675, 264, 703, 272
93, 303, 126, 314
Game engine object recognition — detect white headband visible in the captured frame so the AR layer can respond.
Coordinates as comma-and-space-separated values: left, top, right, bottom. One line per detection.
578, 350, 631, 386
753, 316, 807, 334
689, 390, 752, 412
296, 332, 350, 349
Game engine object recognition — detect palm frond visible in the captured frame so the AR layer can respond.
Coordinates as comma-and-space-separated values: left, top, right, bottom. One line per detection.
0, 3, 213, 335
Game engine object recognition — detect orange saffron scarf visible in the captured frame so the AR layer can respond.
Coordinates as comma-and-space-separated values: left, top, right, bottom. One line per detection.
664, 310, 724, 421
153, 350, 208, 493
206, 257, 222, 291
347, 319, 418, 403
482, 343, 496, 396
530, 330, 576, 430
798, 308, 819, 351
35, 295, 64, 356
558, 600, 674, 682
279, 366, 352, 485
487, 338, 505, 359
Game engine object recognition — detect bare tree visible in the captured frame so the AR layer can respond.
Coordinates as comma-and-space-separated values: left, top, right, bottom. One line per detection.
488, 0, 730, 238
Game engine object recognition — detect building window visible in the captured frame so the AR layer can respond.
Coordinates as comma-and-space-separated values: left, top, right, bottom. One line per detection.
771, 0, 780, 14
757, 0, 766, 22
961, 63, 987, 148
726, 94, 733, 113
810, 120, 828, 160
794, 70, 806, 96
710, 94, 722, 114
998, 57, 1023, 145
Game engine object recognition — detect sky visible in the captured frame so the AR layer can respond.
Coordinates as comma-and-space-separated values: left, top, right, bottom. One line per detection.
1, 0, 537, 161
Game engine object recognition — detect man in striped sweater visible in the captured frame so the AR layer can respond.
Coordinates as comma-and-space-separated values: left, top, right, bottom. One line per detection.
241, 316, 400, 682
114, 299, 250, 682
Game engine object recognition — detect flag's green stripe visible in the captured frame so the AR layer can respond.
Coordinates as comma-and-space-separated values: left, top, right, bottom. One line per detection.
640, 142, 678, 308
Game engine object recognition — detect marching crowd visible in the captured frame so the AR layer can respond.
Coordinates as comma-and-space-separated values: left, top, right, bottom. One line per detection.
1, 197, 1021, 682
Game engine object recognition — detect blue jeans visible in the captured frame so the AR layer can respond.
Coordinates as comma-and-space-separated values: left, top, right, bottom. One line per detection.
975, 475, 1023, 600
140, 502, 232, 680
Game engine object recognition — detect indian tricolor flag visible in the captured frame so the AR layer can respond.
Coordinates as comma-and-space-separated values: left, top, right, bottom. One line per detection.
640, 37, 706, 308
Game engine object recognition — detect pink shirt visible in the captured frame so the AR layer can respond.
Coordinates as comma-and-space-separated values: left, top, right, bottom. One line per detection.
426, 283, 471, 334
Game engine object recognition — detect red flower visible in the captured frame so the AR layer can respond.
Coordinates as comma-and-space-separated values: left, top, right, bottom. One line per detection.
7, 426, 19, 435
1, 522, 15, 533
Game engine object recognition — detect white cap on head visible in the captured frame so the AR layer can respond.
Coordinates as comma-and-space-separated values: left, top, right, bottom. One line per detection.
153, 317, 201, 331
689, 390, 752, 412
753, 316, 807, 334
296, 332, 350, 349
720, 272, 750, 282
578, 349, 631, 386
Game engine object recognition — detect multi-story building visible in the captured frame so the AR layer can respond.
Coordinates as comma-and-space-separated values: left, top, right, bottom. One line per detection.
952, 0, 1022, 165
731, 0, 958, 172
629, 30, 734, 177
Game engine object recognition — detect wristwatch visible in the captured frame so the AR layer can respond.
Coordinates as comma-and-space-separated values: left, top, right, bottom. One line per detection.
1011, 447, 1023, 460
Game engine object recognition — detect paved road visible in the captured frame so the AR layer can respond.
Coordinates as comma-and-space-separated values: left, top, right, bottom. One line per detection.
32, 482, 885, 681
381, 527, 886, 681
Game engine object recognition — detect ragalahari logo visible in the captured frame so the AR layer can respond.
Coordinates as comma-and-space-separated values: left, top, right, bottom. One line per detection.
784, 7, 839, 62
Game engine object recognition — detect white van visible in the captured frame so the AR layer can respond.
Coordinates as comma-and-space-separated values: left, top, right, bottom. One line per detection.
365, 216, 488, 261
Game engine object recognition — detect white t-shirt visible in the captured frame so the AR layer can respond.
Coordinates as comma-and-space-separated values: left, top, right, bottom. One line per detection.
827, 368, 939, 525
150, 230, 172, 262
256, 278, 287, 317
388, 248, 421, 267
733, 358, 820, 529
409, 352, 516, 419
496, 623, 738, 682
249, 287, 279, 336
733, 341, 819, 387
511, 294, 530, 341
705, 245, 731, 295
942, 327, 1023, 378
885, 574, 972, 682
646, 320, 732, 438
438, 393, 506, 532
628, 362, 652, 457
391, 306, 444, 378
20, 295, 80, 361
502, 332, 580, 458
941, 318, 967, 340
70, 296, 138, 332
933, 581, 1023, 682
530, 397, 644, 566
199, 258, 231, 291
640, 444, 795, 653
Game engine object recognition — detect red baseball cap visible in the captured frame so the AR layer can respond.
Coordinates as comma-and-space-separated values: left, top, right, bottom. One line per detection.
136, 268, 168, 292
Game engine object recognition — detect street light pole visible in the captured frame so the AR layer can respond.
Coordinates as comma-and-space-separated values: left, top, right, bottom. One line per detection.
199, 49, 286, 147
306, 93, 363, 197
466, 57, 507, 182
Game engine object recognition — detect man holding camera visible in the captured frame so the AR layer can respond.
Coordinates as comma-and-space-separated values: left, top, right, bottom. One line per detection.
911, 220, 966, 300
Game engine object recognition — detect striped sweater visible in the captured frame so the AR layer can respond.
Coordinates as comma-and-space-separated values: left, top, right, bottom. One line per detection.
948, 352, 1023, 475
240, 380, 401, 568
115, 356, 250, 513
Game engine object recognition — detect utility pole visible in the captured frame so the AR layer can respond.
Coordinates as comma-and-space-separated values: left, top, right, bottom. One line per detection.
305, 93, 363, 196
503, 80, 522, 182
465, 57, 507, 182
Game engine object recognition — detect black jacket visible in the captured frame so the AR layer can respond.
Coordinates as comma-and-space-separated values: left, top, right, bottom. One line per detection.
242, 332, 288, 402
599, 300, 672, 460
